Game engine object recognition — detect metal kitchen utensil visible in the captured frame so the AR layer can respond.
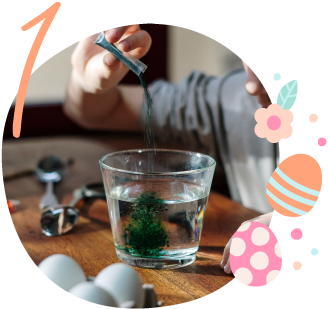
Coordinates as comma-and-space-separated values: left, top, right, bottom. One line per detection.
36, 155, 66, 210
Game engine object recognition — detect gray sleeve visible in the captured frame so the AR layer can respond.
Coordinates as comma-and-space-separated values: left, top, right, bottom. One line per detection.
142, 70, 275, 213
145, 71, 224, 171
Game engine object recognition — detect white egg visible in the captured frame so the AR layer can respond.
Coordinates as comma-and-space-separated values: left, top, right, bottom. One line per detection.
69, 281, 118, 306
38, 254, 86, 291
94, 263, 144, 307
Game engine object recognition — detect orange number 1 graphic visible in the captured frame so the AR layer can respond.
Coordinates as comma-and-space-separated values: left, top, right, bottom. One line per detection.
13, 2, 61, 138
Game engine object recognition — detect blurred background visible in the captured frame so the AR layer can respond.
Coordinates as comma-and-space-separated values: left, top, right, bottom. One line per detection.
9, 25, 242, 104
4, 24, 245, 200
4, 24, 243, 138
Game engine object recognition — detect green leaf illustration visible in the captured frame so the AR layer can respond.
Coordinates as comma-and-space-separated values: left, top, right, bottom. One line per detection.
277, 80, 298, 110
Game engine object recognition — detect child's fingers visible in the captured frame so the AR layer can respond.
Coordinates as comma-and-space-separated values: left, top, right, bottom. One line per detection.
104, 25, 151, 60
103, 52, 121, 67
221, 241, 232, 274
118, 30, 152, 58
105, 25, 140, 43
224, 257, 232, 274
221, 237, 232, 269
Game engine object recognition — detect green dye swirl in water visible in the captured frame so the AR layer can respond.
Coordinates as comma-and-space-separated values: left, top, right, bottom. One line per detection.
123, 191, 169, 256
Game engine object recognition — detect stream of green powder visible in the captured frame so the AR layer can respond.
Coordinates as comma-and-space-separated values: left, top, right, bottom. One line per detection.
121, 73, 167, 256
139, 72, 156, 152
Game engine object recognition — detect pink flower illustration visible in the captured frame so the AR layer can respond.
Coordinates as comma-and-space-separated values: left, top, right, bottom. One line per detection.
254, 104, 293, 143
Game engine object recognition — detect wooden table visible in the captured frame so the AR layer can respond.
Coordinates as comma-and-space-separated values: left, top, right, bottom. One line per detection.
3, 135, 260, 306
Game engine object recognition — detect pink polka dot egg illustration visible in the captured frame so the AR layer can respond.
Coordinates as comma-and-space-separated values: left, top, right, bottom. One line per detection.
230, 222, 282, 286
266, 154, 322, 217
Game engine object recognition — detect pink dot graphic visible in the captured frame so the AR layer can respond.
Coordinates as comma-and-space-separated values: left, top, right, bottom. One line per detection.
230, 222, 282, 287
293, 261, 302, 270
267, 115, 281, 130
291, 228, 302, 240
318, 138, 326, 147
309, 114, 318, 123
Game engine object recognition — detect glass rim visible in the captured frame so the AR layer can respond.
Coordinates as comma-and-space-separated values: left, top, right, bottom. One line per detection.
99, 149, 216, 176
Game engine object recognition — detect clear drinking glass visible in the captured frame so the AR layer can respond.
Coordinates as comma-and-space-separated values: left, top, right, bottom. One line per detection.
99, 149, 216, 269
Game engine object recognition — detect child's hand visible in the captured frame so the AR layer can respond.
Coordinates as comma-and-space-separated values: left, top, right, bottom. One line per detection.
71, 25, 152, 94
220, 212, 273, 274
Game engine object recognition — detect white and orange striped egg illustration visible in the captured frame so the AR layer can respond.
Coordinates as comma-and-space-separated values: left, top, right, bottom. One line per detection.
266, 154, 322, 217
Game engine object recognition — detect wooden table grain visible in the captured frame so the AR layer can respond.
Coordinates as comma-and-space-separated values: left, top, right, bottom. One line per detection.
3, 135, 260, 307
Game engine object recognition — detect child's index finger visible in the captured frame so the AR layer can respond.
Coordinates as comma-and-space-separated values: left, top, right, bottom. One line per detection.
105, 24, 140, 43
105, 29, 119, 43
105, 26, 130, 43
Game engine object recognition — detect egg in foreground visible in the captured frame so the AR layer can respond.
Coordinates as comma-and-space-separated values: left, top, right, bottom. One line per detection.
38, 254, 87, 291
94, 263, 145, 307
69, 281, 118, 306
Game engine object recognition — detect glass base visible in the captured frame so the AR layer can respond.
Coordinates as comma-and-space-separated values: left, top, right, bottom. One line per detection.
116, 250, 196, 269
